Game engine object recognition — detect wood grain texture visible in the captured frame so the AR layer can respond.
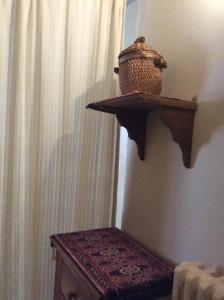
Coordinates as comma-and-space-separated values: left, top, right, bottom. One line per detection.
116, 110, 148, 160
86, 92, 197, 112
159, 109, 195, 168
86, 92, 197, 168
51, 238, 102, 300
54, 252, 63, 300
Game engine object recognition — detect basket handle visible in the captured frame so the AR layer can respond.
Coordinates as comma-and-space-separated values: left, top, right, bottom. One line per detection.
154, 57, 167, 69
114, 67, 119, 75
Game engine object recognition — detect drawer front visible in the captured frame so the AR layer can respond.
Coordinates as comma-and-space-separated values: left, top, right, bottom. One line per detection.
61, 262, 100, 300
60, 292, 67, 300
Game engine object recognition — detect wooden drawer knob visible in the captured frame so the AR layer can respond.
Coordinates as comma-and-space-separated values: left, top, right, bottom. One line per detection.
68, 293, 77, 300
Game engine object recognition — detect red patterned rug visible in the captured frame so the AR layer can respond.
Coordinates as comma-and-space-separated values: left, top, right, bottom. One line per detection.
52, 227, 174, 299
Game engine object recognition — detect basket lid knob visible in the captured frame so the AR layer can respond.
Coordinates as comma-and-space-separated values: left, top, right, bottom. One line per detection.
117, 36, 167, 69
134, 36, 145, 43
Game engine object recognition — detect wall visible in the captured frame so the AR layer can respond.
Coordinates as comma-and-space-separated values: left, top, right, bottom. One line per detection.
122, 0, 224, 266
116, 0, 139, 228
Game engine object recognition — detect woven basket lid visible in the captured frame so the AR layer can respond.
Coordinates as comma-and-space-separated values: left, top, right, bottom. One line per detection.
118, 36, 167, 69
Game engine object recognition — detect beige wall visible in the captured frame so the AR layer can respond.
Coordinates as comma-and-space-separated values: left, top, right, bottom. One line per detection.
122, 0, 224, 266
116, 0, 139, 228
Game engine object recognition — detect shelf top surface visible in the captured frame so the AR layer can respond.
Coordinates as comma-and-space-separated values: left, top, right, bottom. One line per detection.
86, 91, 197, 113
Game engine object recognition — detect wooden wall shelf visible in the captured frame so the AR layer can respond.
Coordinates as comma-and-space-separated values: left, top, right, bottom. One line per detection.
86, 92, 197, 168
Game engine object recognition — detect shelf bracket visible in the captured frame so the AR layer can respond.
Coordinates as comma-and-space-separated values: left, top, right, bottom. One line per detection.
116, 111, 148, 160
159, 108, 195, 168
86, 92, 197, 168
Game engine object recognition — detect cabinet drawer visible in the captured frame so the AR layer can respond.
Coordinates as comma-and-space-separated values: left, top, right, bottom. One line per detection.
61, 262, 100, 300
60, 292, 67, 300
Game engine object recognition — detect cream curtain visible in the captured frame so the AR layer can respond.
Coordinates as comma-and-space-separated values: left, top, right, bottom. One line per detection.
0, 0, 125, 299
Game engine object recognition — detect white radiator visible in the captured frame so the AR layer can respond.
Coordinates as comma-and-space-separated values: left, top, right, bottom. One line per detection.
172, 262, 224, 300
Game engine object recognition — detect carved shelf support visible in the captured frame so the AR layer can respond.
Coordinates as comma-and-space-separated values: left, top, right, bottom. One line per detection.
159, 109, 195, 168
116, 111, 148, 160
86, 92, 197, 168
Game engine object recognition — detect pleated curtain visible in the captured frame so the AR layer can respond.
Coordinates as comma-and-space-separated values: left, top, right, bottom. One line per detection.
0, 1, 126, 299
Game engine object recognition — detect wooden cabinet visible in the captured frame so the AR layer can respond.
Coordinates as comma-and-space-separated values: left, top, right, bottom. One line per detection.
53, 247, 101, 300
51, 228, 174, 300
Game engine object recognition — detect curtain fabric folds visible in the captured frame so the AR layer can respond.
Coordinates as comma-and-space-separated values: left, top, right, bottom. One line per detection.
0, 0, 125, 299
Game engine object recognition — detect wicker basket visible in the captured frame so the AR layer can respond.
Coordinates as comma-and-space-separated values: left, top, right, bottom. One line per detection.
114, 37, 167, 95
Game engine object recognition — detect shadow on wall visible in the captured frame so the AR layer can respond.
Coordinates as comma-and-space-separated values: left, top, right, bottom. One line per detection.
121, 113, 179, 257
120, 30, 224, 261
121, 98, 224, 262
29, 78, 118, 298
192, 100, 224, 166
